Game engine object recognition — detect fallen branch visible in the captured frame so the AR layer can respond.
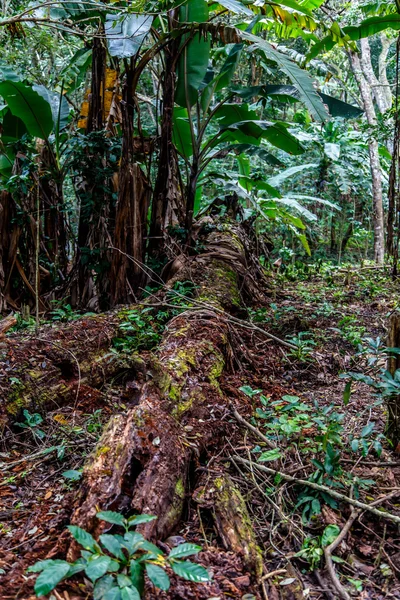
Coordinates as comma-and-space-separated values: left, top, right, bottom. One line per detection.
0, 314, 17, 339
234, 457, 400, 525
232, 409, 276, 449
324, 508, 359, 600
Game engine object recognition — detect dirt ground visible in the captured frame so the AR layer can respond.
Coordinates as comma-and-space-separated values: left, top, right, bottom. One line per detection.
1, 266, 400, 599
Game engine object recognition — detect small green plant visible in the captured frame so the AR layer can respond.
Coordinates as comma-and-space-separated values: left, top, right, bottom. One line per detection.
334, 316, 365, 348
114, 307, 164, 352
295, 524, 340, 569
48, 301, 80, 322
16, 409, 46, 440
286, 332, 316, 361
27, 511, 211, 599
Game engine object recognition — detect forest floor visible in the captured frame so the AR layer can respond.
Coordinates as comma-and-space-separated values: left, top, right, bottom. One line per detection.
1, 263, 400, 600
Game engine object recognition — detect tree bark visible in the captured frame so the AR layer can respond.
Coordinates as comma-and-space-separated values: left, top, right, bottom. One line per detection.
110, 64, 151, 304
149, 36, 184, 257
350, 50, 385, 265
387, 312, 400, 447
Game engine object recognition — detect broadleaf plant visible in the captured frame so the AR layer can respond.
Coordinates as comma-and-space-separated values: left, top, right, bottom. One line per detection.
27, 512, 211, 598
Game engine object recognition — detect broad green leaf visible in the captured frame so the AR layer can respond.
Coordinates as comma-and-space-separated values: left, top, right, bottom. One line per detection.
105, 14, 153, 58
94, 574, 116, 600
121, 587, 141, 600
296, 232, 311, 255
140, 540, 163, 557
123, 532, 145, 554
104, 588, 122, 600
117, 573, 133, 588
268, 163, 318, 188
308, 14, 400, 60
85, 555, 112, 582
33, 85, 70, 131
145, 563, 170, 590
0, 81, 53, 139
1, 109, 27, 142
27, 559, 70, 574
324, 142, 340, 161
214, 0, 252, 16
169, 543, 202, 559
34, 563, 71, 596
319, 93, 362, 119
127, 514, 157, 526
345, 13, 400, 40
100, 534, 125, 560
321, 524, 340, 547
176, 0, 211, 108
343, 381, 352, 406
97, 511, 127, 527
241, 32, 329, 122
361, 422, 375, 438
275, 198, 317, 221
172, 108, 193, 158
68, 525, 99, 552
229, 143, 284, 166
258, 448, 282, 462
130, 560, 145, 595
62, 469, 82, 481
216, 44, 243, 92
171, 560, 211, 582
60, 47, 92, 93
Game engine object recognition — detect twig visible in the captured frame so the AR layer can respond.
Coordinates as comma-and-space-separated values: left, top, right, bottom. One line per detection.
324, 507, 359, 600
233, 457, 400, 525
232, 409, 276, 449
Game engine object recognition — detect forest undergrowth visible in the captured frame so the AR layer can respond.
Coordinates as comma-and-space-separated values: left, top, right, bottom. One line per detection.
1, 263, 400, 600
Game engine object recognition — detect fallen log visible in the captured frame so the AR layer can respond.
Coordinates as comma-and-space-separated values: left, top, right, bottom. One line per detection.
2, 224, 269, 594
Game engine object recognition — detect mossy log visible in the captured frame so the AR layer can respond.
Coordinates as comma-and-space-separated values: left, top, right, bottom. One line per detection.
193, 473, 264, 577
2, 224, 267, 588
0, 310, 146, 425
64, 227, 267, 585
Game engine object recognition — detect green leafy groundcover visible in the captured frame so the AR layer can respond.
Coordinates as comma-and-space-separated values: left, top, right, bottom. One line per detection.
27, 511, 211, 599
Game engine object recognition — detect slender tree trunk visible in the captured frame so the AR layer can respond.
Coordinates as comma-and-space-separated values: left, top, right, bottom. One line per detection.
350, 50, 385, 265
387, 312, 400, 447
149, 37, 183, 257
111, 63, 151, 304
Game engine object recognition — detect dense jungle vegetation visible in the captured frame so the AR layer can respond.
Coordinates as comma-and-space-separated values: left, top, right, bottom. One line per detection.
3, 0, 400, 599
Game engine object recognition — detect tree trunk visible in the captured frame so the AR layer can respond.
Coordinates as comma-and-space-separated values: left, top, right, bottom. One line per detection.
1, 225, 267, 589
110, 64, 151, 304
387, 312, 400, 448
149, 37, 184, 257
350, 50, 385, 265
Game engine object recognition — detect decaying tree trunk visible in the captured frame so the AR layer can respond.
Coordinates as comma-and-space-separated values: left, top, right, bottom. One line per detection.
66, 227, 264, 578
1, 224, 267, 588
387, 312, 400, 447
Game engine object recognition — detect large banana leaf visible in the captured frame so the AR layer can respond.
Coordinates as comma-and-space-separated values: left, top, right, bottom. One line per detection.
241, 31, 329, 122
228, 143, 285, 166
33, 85, 70, 131
0, 81, 53, 139
308, 14, 400, 59
172, 107, 193, 158
60, 48, 92, 93
213, 0, 253, 16
267, 163, 318, 187
1, 109, 27, 142
176, 0, 211, 108
230, 85, 363, 118
105, 14, 153, 58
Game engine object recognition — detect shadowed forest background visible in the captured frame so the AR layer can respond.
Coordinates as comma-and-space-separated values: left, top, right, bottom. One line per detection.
2, 1, 400, 599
